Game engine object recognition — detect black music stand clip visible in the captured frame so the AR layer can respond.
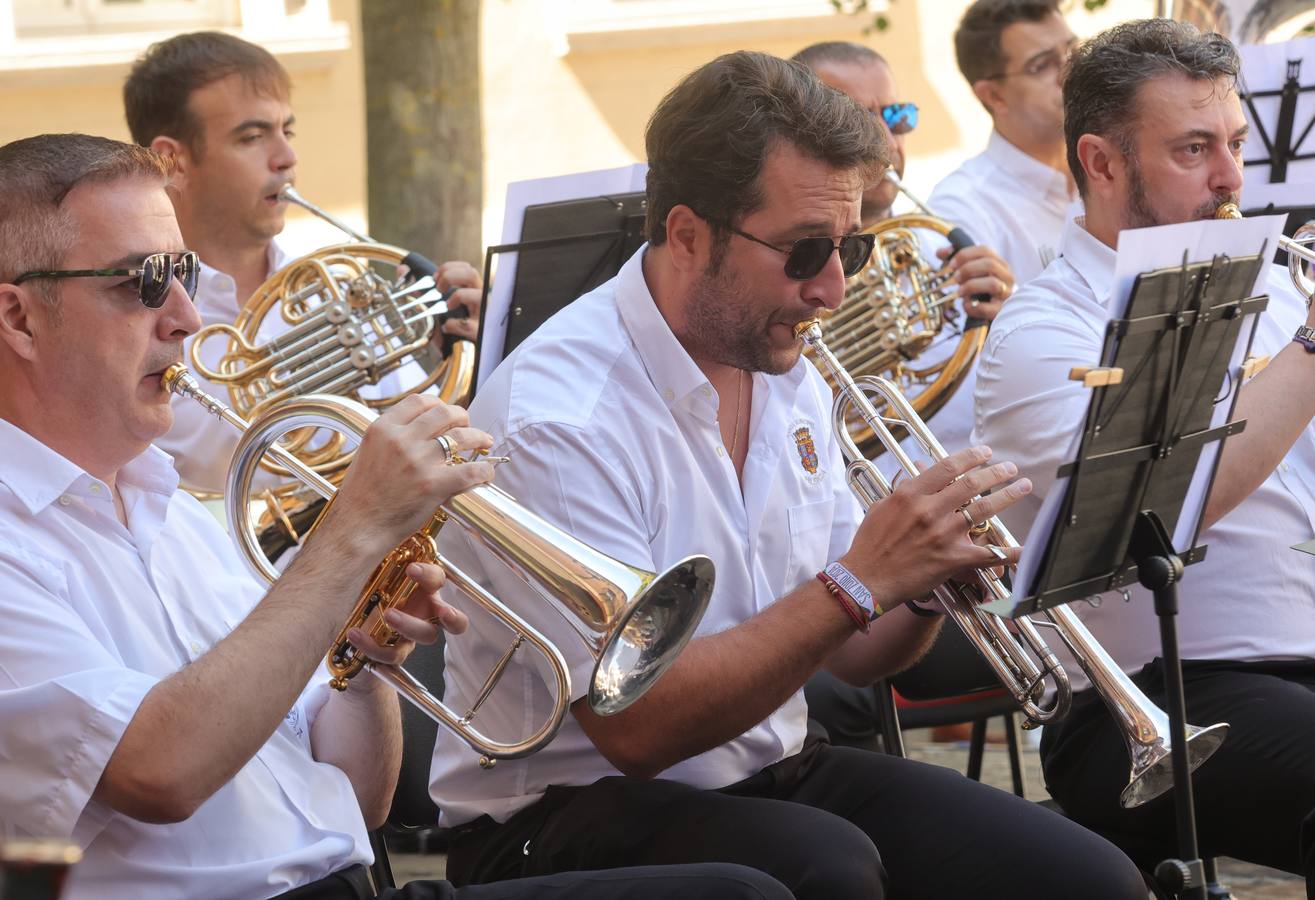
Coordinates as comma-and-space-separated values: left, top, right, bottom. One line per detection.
988, 248, 1270, 899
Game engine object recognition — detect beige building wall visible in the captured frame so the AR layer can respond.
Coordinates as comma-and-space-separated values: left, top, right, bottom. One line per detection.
0, 0, 1158, 259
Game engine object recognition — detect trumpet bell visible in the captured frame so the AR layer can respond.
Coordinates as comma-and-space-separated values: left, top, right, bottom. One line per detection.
1122, 721, 1229, 809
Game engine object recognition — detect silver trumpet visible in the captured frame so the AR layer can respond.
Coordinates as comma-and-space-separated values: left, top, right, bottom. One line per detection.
1215, 201, 1315, 304
796, 320, 1228, 808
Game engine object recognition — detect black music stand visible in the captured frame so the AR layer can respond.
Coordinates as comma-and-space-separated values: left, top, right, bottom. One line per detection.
989, 249, 1271, 899
472, 192, 646, 392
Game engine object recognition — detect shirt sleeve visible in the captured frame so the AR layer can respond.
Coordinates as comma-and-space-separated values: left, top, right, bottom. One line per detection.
972, 306, 1102, 504
0, 545, 158, 842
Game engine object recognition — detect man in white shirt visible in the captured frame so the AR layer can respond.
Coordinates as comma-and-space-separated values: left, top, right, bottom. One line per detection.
428, 51, 1145, 900
123, 32, 482, 494
789, 40, 1021, 746
0, 132, 797, 900
973, 20, 1315, 890
929, 0, 1079, 285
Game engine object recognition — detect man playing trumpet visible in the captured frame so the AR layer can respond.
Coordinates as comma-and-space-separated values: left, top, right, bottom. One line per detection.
0, 132, 796, 900
429, 50, 1144, 900
974, 19, 1315, 890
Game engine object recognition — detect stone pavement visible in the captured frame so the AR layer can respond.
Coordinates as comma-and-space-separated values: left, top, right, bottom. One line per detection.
389, 729, 1305, 898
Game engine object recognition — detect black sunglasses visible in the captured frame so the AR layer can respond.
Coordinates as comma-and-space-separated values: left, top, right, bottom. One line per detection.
728, 226, 875, 280
14, 250, 200, 309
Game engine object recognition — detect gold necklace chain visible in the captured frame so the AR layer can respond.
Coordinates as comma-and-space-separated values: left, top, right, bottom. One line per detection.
729, 369, 746, 458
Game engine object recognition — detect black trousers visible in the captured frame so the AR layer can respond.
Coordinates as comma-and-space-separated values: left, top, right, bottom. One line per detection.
446, 738, 1146, 900
273, 861, 793, 900
1040, 659, 1315, 898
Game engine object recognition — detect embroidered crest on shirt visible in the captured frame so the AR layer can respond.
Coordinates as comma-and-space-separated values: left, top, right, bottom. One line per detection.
790, 420, 824, 484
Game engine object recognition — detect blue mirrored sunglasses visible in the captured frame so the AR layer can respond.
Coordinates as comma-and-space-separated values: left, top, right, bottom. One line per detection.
880, 102, 919, 135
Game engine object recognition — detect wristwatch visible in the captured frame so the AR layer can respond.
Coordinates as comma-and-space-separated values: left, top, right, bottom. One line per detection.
1294, 325, 1315, 353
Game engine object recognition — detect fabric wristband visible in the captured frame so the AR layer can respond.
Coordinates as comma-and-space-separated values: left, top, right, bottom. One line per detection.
817, 562, 882, 634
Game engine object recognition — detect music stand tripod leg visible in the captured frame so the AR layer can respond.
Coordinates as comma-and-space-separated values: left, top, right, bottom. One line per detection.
1130, 510, 1207, 900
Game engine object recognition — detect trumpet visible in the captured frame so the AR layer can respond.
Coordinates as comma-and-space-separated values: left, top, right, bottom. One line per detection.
164, 364, 714, 763
795, 320, 1228, 808
1215, 201, 1315, 304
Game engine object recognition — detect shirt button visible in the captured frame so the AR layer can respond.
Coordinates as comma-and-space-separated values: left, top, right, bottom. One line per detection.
1281, 463, 1291, 474
190, 640, 203, 655
57, 495, 72, 507
89, 483, 102, 494
663, 388, 675, 402
715, 445, 725, 457
701, 386, 712, 398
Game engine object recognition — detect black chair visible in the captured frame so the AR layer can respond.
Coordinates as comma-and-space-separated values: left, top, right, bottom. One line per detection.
368, 634, 452, 891
872, 624, 1028, 797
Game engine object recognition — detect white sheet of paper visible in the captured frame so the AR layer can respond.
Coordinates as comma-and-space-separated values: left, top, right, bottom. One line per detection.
1006, 215, 1286, 613
1240, 36, 1315, 210
476, 163, 648, 393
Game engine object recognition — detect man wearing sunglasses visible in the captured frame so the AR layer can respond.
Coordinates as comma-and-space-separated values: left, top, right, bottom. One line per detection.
425, 51, 1143, 900
122, 32, 484, 497
0, 132, 797, 900
928, 0, 1079, 284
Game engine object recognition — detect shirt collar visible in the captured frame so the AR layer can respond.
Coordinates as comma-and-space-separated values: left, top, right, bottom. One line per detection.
985, 130, 1072, 203
196, 235, 295, 316
1058, 215, 1118, 312
0, 419, 179, 516
614, 245, 717, 411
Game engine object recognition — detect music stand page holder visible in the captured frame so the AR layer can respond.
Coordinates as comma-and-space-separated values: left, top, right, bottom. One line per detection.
986, 216, 1286, 899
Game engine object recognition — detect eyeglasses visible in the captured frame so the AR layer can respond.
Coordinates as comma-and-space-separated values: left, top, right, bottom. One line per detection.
14, 250, 199, 309
728, 226, 876, 280
987, 45, 1072, 81
878, 102, 919, 135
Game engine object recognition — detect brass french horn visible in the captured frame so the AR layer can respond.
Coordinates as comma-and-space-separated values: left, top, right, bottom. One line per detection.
811, 172, 988, 456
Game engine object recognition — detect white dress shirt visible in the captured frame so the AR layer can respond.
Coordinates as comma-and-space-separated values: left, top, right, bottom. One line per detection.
0, 420, 371, 899
928, 130, 1077, 286
973, 217, 1315, 690
429, 246, 862, 826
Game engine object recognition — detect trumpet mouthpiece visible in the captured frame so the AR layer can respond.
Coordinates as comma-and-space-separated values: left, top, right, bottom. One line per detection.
794, 319, 822, 340
1215, 201, 1242, 220
162, 363, 191, 395
278, 184, 301, 204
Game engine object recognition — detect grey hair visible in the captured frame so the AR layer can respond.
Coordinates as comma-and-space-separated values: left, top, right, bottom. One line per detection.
1064, 18, 1239, 196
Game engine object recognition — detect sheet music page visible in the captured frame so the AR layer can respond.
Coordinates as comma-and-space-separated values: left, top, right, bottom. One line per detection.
1239, 36, 1315, 209
477, 164, 648, 391
1113, 215, 1285, 552
1008, 215, 1286, 610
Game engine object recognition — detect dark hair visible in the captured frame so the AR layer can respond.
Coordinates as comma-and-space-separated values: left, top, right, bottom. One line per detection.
0, 134, 170, 307
954, 0, 1062, 86
791, 41, 887, 72
124, 31, 290, 154
1064, 19, 1240, 196
644, 51, 886, 246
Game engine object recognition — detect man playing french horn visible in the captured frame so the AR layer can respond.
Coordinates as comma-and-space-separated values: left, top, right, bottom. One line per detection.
0, 133, 799, 900
974, 19, 1315, 892
122, 32, 485, 496
428, 50, 1145, 900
